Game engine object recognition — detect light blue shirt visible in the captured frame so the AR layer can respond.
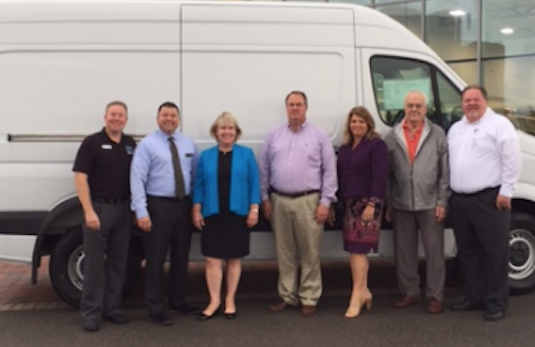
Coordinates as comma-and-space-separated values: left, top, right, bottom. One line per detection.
130, 129, 199, 219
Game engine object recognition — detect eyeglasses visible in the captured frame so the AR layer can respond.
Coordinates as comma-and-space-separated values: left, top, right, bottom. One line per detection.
406, 103, 424, 109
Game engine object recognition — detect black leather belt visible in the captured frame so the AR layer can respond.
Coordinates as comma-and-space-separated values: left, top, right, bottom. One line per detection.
93, 197, 130, 204
453, 186, 500, 197
148, 195, 191, 202
270, 188, 320, 199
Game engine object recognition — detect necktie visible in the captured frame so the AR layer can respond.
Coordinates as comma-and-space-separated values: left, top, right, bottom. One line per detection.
168, 137, 186, 199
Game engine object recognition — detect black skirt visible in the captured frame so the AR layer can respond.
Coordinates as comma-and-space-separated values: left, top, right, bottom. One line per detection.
200, 150, 250, 259
202, 211, 249, 259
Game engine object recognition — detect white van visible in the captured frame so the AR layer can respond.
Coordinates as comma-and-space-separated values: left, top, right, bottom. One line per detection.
1, 0, 535, 308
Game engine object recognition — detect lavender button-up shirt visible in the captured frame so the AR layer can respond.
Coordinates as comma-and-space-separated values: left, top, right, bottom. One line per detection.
259, 121, 337, 207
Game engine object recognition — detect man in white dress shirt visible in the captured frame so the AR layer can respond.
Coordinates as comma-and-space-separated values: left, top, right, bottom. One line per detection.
448, 85, 522, 321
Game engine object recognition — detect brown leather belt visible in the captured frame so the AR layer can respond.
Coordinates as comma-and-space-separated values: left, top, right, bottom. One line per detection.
270, 188, 320, 199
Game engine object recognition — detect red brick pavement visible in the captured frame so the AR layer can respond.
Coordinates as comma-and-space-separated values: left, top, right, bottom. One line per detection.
0, 257, 62, 310
0, 257, 403, 311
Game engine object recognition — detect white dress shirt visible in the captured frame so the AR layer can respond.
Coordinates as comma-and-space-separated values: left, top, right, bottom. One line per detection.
448, 107, 522, 197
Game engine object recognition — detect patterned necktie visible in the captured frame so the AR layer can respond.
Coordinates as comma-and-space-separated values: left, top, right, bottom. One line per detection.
168, 137, 186, 199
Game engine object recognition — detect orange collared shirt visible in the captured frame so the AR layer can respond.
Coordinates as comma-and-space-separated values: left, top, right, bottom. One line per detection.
402, 120, 424, 164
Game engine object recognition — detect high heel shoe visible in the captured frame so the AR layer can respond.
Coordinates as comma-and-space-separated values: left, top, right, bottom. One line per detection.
345, 292, 373, 318
224, 311, 237, 320
197, 306, 221, 321
363, 291, 373, 311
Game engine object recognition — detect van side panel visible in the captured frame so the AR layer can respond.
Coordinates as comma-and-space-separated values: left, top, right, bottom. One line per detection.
181, 3, 356, 152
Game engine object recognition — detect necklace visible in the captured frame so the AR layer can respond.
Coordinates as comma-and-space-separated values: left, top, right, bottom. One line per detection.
220, 148, 232, 155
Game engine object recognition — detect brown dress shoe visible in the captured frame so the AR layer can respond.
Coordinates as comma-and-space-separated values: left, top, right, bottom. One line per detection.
427, 298, 443, 314
301, 305, 316, 317
269, 300, 293, 313
394, 294, 421, 308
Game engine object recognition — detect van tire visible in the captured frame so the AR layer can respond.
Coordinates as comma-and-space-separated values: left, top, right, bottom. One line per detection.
49, 226, 142, 309
509, 212, 535, 295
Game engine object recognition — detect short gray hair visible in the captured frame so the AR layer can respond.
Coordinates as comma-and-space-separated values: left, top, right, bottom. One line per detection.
404, 90, 428, 105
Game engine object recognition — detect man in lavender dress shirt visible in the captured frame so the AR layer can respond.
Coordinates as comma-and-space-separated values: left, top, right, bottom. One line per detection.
259, 91, 337, 317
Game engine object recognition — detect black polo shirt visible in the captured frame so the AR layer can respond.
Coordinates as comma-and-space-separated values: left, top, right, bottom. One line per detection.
73, 128, 136, 199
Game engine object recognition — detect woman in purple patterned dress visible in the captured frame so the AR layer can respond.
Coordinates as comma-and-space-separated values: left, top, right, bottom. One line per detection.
336, 106, 388, 318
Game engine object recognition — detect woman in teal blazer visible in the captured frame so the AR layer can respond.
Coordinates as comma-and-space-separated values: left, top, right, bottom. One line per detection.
192, 112, 260, 321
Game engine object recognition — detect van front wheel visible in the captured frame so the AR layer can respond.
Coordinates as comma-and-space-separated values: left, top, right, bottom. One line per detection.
509, 212, 535, 295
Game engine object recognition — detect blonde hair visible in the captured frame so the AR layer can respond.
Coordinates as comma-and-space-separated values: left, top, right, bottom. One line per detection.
342, 106, 380, 146
210, 112, 242, 141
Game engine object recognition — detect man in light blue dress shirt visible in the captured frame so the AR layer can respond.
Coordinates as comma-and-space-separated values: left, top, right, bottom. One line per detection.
130, 102, 200, 325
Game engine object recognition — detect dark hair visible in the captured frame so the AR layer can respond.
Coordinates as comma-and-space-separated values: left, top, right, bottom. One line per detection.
105, 100, 128, 113
342, 106, 380, 145
285, 90, 308, 106
158, 101, 180, 114
462, 85, 488, 101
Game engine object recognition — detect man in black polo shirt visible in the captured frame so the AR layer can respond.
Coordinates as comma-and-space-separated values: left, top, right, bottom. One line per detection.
73, 101, 136, 332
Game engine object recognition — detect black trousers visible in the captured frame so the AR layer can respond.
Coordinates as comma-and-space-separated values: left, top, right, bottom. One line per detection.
81, 201, 131, 321
451, 187, 510, 312
143, 196, 193, 314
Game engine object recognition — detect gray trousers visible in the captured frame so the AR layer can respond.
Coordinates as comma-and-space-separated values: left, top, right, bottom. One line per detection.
81, 201, 131, 321
393, 208, 445, 301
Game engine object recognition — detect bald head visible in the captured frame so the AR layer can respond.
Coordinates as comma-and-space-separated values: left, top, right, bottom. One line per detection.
404, 91, 427, 128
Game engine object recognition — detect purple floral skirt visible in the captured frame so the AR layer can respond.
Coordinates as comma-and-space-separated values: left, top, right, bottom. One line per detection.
343, 198, 383, 254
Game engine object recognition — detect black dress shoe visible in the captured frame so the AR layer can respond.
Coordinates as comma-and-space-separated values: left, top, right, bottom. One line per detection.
104, 313, 129, 324
82, 319, 100, 332
484, 310, 505, 321
224, 312, 237, 320
149, 312, 172, 326
197, 307, 221, 321
169, 303, 201, 315
450, 299, 486, 311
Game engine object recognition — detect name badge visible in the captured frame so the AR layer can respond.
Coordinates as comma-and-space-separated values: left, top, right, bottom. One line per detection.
101, 144, 112, 150
126, 146, 134, 155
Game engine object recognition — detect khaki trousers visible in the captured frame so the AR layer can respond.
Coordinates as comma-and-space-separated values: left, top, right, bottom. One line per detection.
393, 208, 445, 301
271, 192, 323, 306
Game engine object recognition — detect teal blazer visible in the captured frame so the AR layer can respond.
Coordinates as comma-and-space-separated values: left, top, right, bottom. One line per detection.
193, 144, 261, 217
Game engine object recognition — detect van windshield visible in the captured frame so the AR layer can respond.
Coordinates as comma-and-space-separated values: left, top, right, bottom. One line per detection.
370, 56, 534, 136
371, 56, 462, 133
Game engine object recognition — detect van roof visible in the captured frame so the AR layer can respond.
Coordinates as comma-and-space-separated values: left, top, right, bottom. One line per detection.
0, 0, 437, 58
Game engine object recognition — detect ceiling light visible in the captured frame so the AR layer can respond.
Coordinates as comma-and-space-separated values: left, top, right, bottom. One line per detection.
449, 9, 466, 17
500, 27, 514, 35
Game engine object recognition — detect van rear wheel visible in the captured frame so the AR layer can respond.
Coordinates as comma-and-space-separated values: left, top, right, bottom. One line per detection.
49, 226, 142, 308
509, 212, 535, 295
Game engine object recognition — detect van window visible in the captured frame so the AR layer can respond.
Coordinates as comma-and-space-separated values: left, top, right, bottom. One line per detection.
370, 56, 462, 132
436, 71, 464, 130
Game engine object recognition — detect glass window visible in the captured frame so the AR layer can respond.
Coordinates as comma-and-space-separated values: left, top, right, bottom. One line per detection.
375, 2, 423, 39
483, 56, 535, 135
447, 61, 478, 85
371, 57, 434, 126
374, 0, 420, 4
482, 0, 535, 58
370, 56, 462, 132
436, 71, 463, 130
425, 0, 479, 61
329, 0, 372, 5
482, 0, 535, 135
